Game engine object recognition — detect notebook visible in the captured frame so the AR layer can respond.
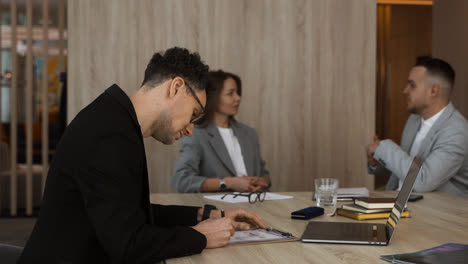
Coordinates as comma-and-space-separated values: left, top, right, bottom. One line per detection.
341, 203, 392, 214
301, 158, 421, 245
336, 208, 410, 221
354, 198, 398, 209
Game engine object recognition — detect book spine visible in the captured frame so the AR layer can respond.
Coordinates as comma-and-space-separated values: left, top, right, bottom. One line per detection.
337, 209, 410, 220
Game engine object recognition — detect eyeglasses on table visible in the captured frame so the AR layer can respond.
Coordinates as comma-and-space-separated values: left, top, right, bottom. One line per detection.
221, 191, 266, 204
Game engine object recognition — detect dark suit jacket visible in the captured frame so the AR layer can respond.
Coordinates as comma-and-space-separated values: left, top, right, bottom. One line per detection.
18, 85, 206, 264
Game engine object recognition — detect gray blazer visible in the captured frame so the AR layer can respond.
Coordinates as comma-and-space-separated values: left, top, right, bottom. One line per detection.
171, 121, 270, 193
369, 103, 468, 197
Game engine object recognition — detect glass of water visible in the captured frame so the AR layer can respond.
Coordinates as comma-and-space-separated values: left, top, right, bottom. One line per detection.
314, 178, 339, 216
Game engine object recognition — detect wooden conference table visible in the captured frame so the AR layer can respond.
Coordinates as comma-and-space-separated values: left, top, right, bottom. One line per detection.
150, 192, 468, 264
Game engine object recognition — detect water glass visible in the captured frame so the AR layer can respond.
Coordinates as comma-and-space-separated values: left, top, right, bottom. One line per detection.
314, 178, 339, 216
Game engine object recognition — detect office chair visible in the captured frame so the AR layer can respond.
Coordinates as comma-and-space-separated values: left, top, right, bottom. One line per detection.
0, 244, 23, 263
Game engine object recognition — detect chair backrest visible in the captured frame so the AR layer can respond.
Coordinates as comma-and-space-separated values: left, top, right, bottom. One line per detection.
0, 244, 23, 264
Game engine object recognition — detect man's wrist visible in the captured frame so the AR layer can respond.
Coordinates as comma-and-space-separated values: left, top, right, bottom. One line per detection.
373, 139, 390, 167
210, 209, 222, 219
374, 139, 390, 158
368, 158, 379, 167
197, 207, 203, 222
202, 204, 217, 221
198, 207, 222, 221
368, 163, 378, 171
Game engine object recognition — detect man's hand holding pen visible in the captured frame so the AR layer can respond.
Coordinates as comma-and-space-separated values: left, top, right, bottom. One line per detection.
193, 208, 267, 248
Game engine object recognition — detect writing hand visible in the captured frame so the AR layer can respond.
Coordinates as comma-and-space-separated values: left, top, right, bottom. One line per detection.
223, 208, 267, 230
193, 217, 234, 248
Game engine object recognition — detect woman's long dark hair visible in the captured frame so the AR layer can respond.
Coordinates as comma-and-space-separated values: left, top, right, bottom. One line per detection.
197, 70, 242, 128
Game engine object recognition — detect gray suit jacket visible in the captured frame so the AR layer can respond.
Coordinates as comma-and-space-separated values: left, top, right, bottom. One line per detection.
171, 121, 269, 193
369, 103, 468, 197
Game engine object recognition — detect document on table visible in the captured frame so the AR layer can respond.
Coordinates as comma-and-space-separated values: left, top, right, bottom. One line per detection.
313, 187, 370, 201
337, 187, 369, 198
204, 192, 294, 203
229, 228, 299, 245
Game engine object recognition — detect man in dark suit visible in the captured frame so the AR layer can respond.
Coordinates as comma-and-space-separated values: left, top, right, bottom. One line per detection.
18, 47, 266, 264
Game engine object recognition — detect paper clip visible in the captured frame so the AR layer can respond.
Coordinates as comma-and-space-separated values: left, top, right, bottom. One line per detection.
266, 227, 292, 237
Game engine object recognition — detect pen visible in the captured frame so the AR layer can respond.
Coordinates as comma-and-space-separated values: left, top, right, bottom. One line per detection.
266, 227, 292, 237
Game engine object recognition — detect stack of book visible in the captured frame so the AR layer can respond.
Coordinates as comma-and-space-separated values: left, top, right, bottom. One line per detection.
337, 198, 410, 220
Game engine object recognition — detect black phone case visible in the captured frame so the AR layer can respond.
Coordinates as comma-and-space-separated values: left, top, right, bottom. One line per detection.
408, 194, 423, 202
291, 206, 324, 220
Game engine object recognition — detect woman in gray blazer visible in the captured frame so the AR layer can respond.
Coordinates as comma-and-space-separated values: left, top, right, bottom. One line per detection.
171, 70, 270, 193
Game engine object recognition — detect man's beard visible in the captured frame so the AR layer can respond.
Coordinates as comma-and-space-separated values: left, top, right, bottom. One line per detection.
407, 101, 429, 116
151, 109, 175, 145
407, 105, 418, 114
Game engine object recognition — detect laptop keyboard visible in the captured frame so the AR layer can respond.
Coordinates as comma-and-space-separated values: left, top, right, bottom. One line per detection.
338, 222, 378, 241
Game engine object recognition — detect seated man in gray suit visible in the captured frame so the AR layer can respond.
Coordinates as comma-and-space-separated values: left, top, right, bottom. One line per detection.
366, 57, 468, 197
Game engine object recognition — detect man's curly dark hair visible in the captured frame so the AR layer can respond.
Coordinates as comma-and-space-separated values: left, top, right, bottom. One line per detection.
141, 47, 209, 92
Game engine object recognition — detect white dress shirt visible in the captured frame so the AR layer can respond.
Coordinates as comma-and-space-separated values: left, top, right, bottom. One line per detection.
217, 126, 248, 176
397, 106, 447, 190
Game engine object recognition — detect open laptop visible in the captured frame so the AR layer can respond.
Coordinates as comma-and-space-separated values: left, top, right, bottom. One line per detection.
301, 158, 422, 245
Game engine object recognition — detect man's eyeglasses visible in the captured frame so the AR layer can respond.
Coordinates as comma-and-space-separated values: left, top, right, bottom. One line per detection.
221, 191, 266, 204
184, 81, 205, 124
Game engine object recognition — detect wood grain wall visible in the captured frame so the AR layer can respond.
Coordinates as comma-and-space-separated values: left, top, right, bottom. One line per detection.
433, 0, 468, 119
68, 0, 376, 193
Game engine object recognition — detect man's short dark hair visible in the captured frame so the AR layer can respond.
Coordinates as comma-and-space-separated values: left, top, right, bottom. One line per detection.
141, 47, 209, 92
415, 56, 456, 91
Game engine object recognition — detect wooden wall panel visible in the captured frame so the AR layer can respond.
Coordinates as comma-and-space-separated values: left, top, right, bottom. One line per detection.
433, 0, 468, 119
68, 0, 376, 193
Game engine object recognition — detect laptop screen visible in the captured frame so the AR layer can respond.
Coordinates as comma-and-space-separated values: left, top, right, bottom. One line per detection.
385, 158, 422, 243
